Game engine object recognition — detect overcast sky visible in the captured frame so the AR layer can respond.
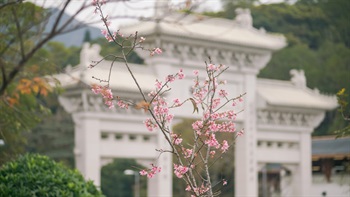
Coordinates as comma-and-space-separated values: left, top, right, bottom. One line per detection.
28, 0, 284, 29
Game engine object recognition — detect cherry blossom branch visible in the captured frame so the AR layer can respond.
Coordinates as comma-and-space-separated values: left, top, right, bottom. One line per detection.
89, 1, 246, 196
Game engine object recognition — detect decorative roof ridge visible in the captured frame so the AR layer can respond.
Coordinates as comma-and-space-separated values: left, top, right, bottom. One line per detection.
257, 78, 294, 87
304, 88, 337, 103
257, 77, 338, 109
121, 10, 286, 50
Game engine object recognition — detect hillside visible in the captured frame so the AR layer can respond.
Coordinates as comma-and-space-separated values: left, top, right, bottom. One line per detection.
46, 8, 102, 47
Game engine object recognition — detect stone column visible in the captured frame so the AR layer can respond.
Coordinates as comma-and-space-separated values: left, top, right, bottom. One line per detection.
146, 136, 172, 196
235, 72, 258, 197
73, 112, 101, 186
296, 132, 312, 196
146, 62, 173, 197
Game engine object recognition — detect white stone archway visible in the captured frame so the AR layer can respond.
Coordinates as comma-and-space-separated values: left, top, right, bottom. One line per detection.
55, 8, 337, 197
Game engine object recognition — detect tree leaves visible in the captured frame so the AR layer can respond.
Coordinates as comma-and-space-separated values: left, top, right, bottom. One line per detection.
135, 100, 150, 112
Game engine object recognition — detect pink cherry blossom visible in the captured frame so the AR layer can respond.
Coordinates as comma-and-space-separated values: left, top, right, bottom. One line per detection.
151, 165, 161, 174
144, 118, 157, 132
218, 89, 228, 98
211, 98, 221, 109
154, 48, 162, 54
208, 122, 218, 132
183, 148, 193, 158
117, 100, 129, 109
173, 98, 181, 107
207, 63, 216, 71
91, 84, 114, 109
221, 140, 229, 153
174, 137, 183, 145
155, 80, 162, 89
210, 150, 216, 157
227, 110, 236, 120
100, 29, 107, 36
166, 75, 175, 83
101, 88, 113, 99
104, 100, 114, 109
237, 129, 244, 136
139, 170, 147, 176
139, 37, 146, 43
166, 114, 174, 122
171, 133, 182, 145
205, 133, 219, 147
91, 84, 103, 94
174, 164, 189, 178
219, 121, 236, 133
192, 120, 203, 133
151, 48, 162, 56
139, 164, 161, 179
178, 69, 185, 79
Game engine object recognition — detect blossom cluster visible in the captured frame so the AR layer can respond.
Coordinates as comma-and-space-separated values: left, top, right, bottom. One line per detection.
150, 48, 162, 56
143, 68, 185, 132
173, 164, 189, 178
139, 164, 161, 179
91, 84, 114, 109
100, 29, 119, 42
186, 184, 210, 197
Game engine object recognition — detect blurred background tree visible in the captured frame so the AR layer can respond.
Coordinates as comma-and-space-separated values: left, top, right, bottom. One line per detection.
0, 0, 94, 165
101, 159, 147, 197
205, 0, 350, 136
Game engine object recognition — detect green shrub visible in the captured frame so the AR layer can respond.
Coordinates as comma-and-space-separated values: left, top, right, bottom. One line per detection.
0, 154, 104, 197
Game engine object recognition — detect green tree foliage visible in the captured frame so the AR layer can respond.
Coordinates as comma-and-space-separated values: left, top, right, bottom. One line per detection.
101, 159, 147, 197
37, 42, 81, 71
0, 40, 80, 166
0, 1, 80, 165
211, 0, 350, 136
253, 1, 350, 135
297, 0, 350, 48
0, 154, 103, 197
90, 37, 144, 64
252, 3, 329, 49
334, 88, 350, 137
25, 95, 75, 168
84, 30, 92, 42
0, 2, 48, 95
0, 74, 53, 165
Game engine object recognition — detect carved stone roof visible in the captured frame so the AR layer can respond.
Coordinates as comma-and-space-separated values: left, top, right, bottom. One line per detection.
122, 12, 286, 51
257, 78, 337, 110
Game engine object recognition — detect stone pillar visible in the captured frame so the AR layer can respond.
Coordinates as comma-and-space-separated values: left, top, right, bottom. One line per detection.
235, 72, 258, 197
145, 62, 173, 197
296, 132, 312, 196
73, 113, 101, 186
280, 168, 292, 197
146, 131, 172, 196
